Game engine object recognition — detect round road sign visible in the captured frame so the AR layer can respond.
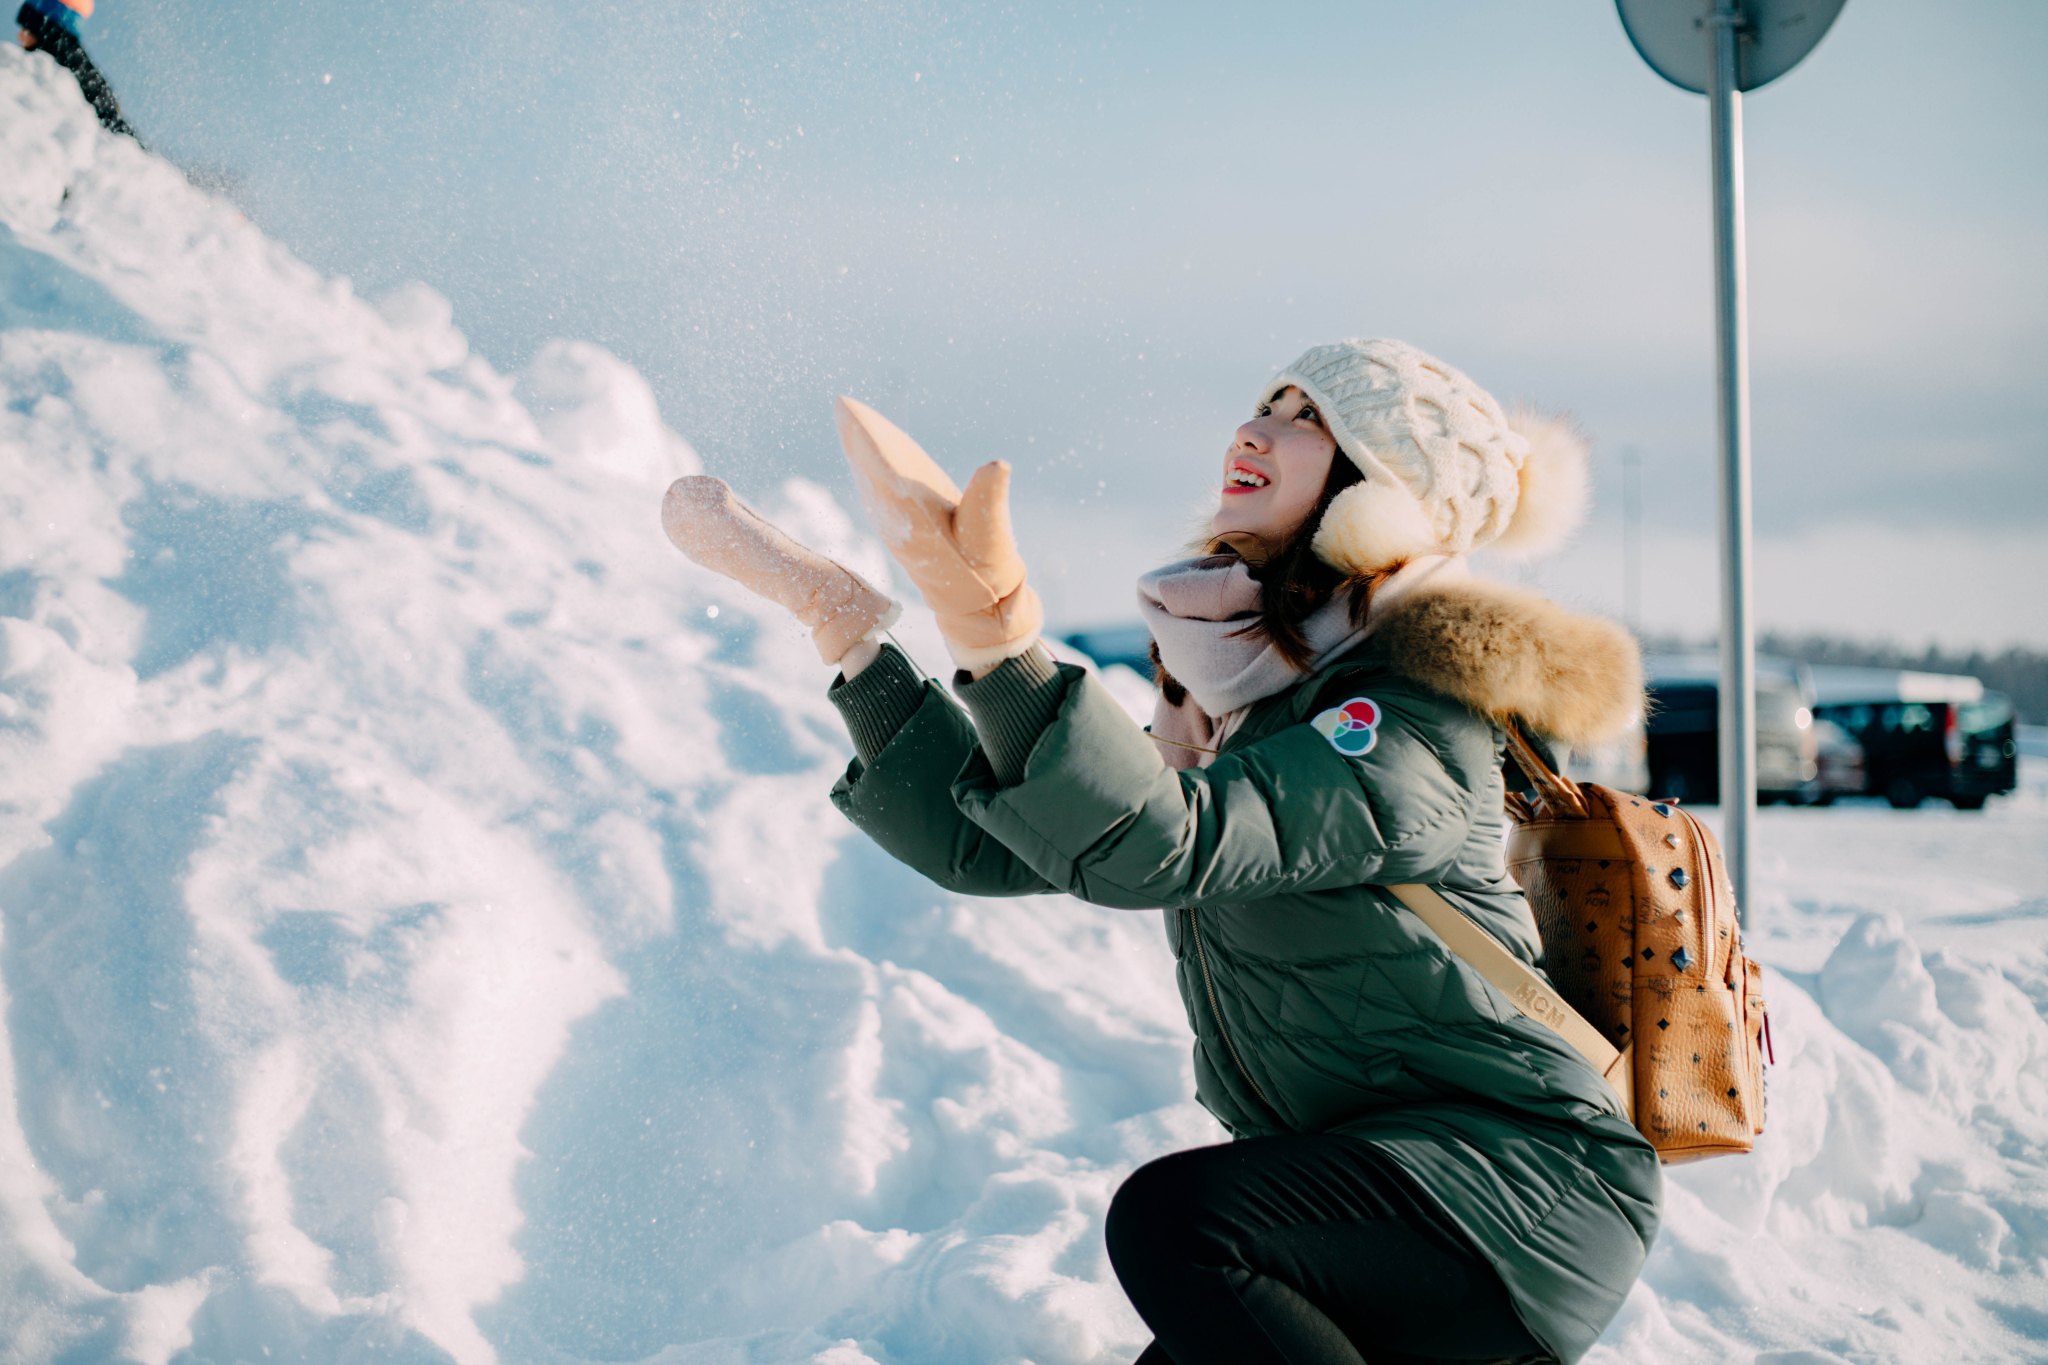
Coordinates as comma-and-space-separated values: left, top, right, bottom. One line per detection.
1617, 0, 1848, 94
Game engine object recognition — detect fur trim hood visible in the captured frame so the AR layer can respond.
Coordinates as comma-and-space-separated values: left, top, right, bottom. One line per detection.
1368, 570, 1643, 749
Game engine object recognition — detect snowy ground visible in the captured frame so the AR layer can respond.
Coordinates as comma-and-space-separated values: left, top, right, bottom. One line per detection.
5, 49, 2048, 1365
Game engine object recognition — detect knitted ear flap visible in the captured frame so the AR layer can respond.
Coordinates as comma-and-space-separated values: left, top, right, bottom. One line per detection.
1490, 409, 1590, 559
1311, 478, 1441, 576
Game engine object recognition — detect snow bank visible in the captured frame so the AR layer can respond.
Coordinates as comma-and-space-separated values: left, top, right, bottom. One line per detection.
0, 47, 1202, 1365
5, 44, 2048, 1365
1594, 900, 2048, 1364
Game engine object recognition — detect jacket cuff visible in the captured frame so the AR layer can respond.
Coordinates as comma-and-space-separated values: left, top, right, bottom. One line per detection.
952, 643, 1063, 787
828, 643, 925, 765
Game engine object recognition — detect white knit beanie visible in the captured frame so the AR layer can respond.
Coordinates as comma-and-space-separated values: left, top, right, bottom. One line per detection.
1256, 339, 1590, 575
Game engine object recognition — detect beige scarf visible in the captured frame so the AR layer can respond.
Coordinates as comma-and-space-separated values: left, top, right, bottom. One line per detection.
1136, 554, 1469, 769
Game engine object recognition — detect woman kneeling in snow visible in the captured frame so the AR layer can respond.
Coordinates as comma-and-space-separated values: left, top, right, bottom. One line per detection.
664, 339, 1661, 1365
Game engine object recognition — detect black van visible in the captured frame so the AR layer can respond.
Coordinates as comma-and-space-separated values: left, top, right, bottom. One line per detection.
1643, 654, 1818, 805
1812, 693, 2018, 810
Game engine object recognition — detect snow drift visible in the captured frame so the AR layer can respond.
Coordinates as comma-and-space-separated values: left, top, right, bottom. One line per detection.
4, 44, 2048, 1365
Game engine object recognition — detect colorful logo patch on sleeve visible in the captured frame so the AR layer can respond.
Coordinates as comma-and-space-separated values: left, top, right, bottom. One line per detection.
1310, 697, 1382, 756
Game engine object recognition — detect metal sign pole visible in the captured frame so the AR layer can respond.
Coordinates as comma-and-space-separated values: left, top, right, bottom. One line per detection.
1708, 0, 1756, 929
1617, 0, 1846, 931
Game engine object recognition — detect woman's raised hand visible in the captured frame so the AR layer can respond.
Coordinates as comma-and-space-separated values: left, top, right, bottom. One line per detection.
661, 475, 899, 665
833, 396, 1043, 670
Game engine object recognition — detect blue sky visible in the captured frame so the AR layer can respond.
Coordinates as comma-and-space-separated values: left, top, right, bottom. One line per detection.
79, 0, 2048, 646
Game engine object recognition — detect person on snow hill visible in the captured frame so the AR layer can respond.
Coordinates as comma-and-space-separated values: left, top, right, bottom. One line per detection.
16, 0, 135, 139
662, 338, 1661, 1365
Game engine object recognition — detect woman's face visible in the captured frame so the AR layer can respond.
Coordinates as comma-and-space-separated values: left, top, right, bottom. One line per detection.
1209, 385, 1339, 550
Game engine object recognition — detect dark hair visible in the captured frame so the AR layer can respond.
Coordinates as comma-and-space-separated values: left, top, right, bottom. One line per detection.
1216, 453, 1374, 670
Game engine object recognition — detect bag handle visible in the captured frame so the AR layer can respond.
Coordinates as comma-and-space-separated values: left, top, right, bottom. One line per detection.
1504, 720, 1590, 820
1384, 882, 1633, 1121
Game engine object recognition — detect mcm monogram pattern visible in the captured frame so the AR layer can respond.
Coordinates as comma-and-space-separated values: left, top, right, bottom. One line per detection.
1508, 778, 1769, 1164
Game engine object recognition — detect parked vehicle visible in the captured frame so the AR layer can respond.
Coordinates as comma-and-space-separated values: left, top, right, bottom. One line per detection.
1562, 714, 1650, 794
1808, 666, 2017, 810
1807, 717, 1866, 804
1642, 654, 1818, 805
1062, 626, 1156, 679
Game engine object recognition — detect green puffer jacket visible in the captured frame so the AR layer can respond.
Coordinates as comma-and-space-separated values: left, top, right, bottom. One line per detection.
829, 574, 1662, 1363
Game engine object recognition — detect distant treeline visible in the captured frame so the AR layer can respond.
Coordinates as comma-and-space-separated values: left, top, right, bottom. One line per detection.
1641, 633, 2048, 725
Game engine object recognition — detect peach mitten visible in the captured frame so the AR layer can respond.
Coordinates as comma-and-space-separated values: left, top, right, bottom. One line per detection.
662, 475, 899, 665
832, 396, 1043, 669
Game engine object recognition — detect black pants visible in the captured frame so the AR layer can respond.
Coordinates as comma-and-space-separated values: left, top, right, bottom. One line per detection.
1106, 1135, 1547, 1365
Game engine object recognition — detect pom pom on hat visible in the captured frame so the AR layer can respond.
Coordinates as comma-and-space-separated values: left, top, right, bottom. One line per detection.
1310, 479, 1439, 576
1489, 408, 1590, 558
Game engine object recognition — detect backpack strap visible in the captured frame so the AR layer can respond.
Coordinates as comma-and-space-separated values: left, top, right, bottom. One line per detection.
1384, 882, 1634, 1121
1504, 720, 1590, 819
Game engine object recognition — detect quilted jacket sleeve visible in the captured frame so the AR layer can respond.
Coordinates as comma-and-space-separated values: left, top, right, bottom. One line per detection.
951, 664, 1477, 910
829, 679, 1058, 897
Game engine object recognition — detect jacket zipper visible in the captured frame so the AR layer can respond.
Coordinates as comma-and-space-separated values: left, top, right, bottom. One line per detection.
1186, 907, 1275, 1111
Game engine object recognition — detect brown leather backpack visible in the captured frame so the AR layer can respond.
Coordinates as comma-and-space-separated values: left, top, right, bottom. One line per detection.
1499, 725, 1770, 1161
